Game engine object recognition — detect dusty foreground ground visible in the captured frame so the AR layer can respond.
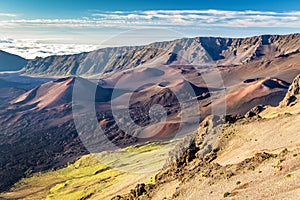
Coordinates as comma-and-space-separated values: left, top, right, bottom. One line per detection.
158, 149, 300, 200
158, 114, 300, 200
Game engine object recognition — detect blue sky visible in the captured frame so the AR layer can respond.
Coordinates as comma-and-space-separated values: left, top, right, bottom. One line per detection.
1, 0, 300, 17
0, 0, 300, 58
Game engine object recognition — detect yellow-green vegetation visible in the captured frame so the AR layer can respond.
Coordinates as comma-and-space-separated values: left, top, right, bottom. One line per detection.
95, 141, 173, 174
286, 174, 292, 178
144, 176, 156, 185
0, 155, 122, 200
0, 141, 175, 200
236, 181, 241, 185
223, 192, 231, 198
124, 142, 163, 153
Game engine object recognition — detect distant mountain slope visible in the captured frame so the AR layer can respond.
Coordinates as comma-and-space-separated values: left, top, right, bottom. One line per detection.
22, 33, 300, 77
0, 50, 27, 71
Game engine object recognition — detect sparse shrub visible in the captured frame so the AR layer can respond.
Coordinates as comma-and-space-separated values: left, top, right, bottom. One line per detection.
236, 181, 241, 185
224, 192, 231, 198
286, 174, 292, 178
201, 172, 209, 177
248, 166, 255, 171
293, 154, 298, 157
150, 177, 153, 181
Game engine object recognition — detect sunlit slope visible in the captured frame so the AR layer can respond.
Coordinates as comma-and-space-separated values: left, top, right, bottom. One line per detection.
0, 142, 175, 200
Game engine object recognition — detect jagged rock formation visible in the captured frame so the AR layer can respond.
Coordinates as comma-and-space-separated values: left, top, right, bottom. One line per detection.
244, 105, 266, 118
280, 74, 300, 107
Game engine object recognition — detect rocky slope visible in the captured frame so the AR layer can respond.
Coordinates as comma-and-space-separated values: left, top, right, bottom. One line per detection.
22, 34, 300, 77
112, 74, 300, 200
280, 74, 300, 107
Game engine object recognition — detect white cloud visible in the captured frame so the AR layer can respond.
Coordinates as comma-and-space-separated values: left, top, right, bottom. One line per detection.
0, 38, 103, 59
1, 10, 300, 29
90, 10, 300, 28
0, 13, 17, 17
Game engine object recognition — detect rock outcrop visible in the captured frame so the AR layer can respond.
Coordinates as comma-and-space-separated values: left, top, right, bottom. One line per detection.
280, 74, 300, 107
244, 105, 266, 118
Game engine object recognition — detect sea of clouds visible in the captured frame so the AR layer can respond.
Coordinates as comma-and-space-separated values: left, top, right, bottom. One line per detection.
0, 38, 103, 59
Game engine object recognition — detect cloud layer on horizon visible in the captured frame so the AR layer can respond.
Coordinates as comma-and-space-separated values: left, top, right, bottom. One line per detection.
0, 38, 102, 59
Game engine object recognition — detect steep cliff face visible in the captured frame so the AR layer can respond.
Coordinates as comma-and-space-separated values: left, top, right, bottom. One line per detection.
22, 34, 300, 77
211, 34, 300, 65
